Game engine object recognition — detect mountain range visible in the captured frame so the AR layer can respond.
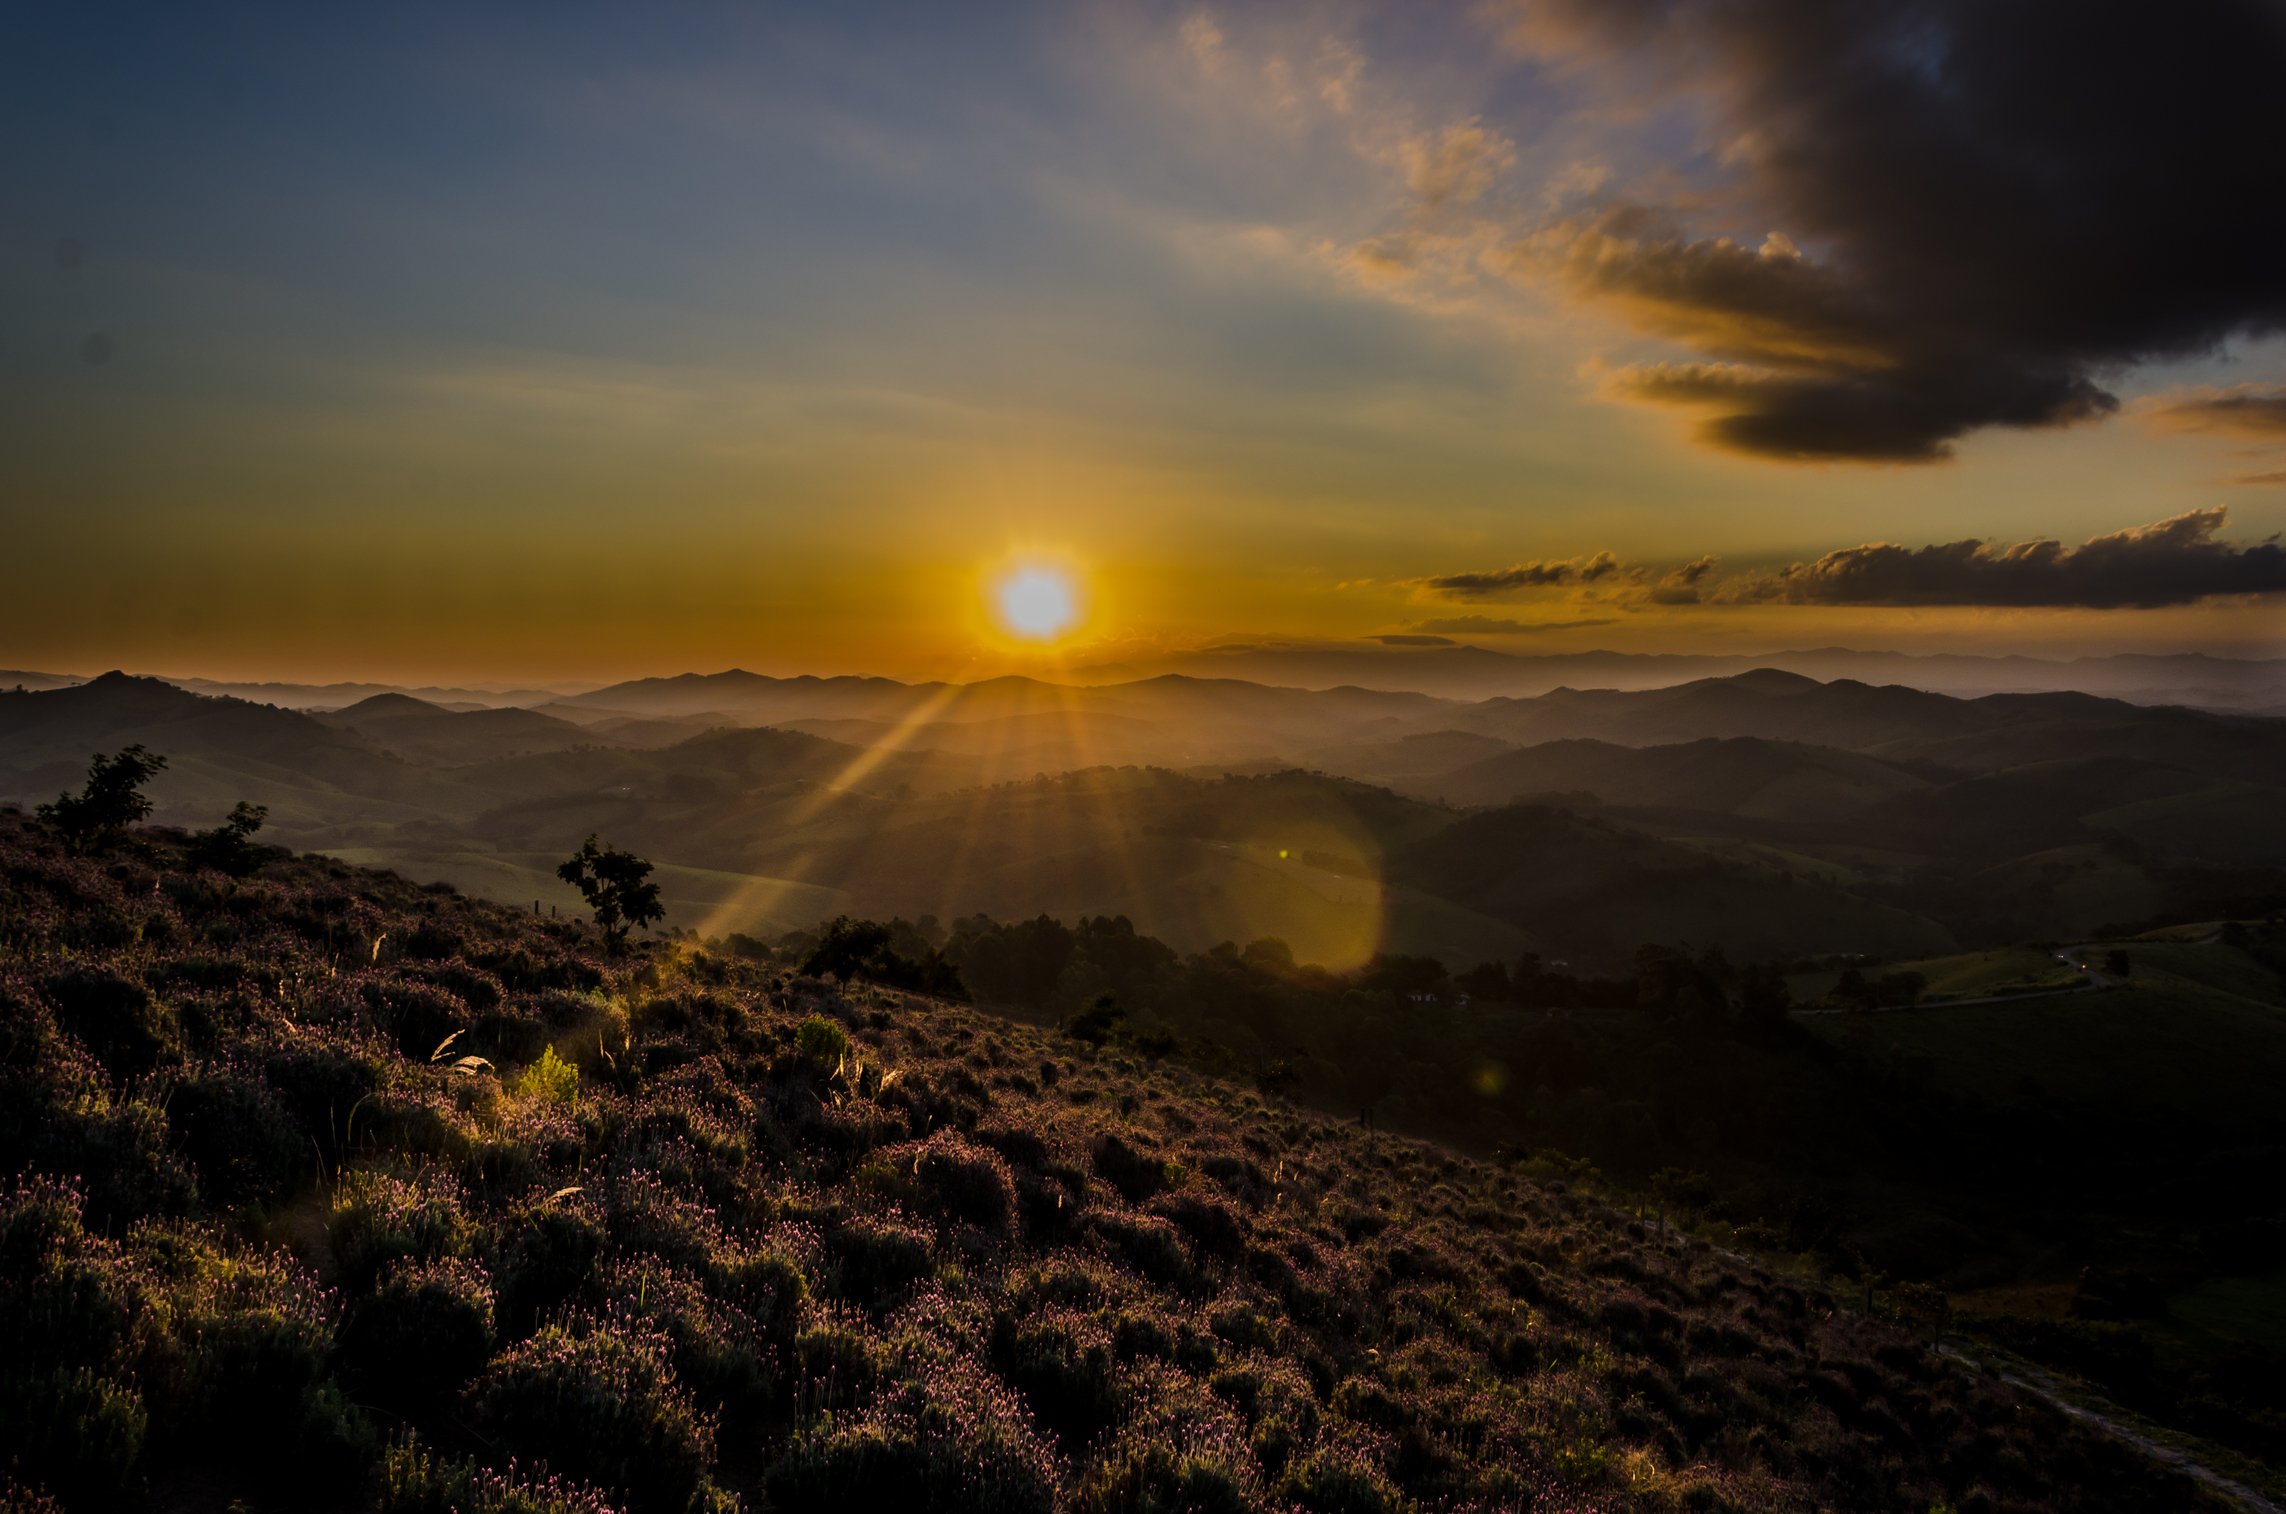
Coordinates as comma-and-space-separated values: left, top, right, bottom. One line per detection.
3, 667, 2279, 969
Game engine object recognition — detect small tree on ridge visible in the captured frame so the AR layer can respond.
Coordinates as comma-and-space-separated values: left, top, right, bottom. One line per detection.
38, 745, 166, 854
557, 834, 663, 952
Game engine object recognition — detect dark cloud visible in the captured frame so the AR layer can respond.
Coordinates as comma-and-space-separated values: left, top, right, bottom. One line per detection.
1731, 507, 2286, 607
1373, 633, 1456, 646
1412, 615, 1620, 634
1507, 1, 2286, 462
2141, 385, 2286, 438
1424, 550, 1619, 598
1649, 554, 1721, 605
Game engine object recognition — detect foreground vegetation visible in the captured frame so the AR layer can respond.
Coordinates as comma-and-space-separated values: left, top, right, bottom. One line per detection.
0, 810, 2231, 1510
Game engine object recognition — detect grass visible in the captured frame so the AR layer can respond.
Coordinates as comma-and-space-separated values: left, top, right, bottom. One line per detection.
1800, 971, 2286, 1123
0, 811, 2247, 1512
1788, 945, 2080, 1003
2166, 1270, 2286, 1356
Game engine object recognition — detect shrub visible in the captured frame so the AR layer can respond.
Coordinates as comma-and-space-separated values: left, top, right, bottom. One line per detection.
825, 1217, 936, 1308
1085, 1211, 1193, 1290
468, 1322, 715, 1511
137, 1232, 371, 1482
328, 1168, 474, 1292
493, 1202, 605, 1338
187, 801, 269, 877
339, 1257, 497, 1406
1283, 1449, 1411, 1514
991, 1307, 1120, 1449
1073, 1436, 1262, 1514
765, 1358, 1057, 1514
379, 1439, 624, 1514
514, 1044, 581, 1105
168, 1065, 303, 1210
1090, 1130, 1167, 1204
0, 1365, 147, 1506
887, 1130, 1019, 1237
797, 1015, 852, 1068
44, 966, 177, 1081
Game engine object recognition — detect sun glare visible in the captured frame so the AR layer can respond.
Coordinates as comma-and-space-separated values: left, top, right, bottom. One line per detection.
996, 566, 1078, 641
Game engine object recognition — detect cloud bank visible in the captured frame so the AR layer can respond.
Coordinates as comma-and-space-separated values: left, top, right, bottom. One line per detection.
1423, 551, 1620, 598
1422, 509, 2285, 611
1736, 507, 2286, 608
1504, 0, 2286, 462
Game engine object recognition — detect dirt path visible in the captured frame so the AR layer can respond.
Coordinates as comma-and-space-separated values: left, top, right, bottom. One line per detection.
1939, 1345, 2281, 1514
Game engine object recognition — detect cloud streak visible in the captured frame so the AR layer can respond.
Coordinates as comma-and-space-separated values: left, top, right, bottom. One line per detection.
1500, 0, 2286, 462
1421, 509, 2285, 611
1733, 507, 2286, 608
1423, 551, 1619, 598
2139, 385, 2286, 439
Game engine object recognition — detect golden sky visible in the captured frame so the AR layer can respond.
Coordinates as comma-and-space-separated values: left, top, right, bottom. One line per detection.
5, 2, 2282, 684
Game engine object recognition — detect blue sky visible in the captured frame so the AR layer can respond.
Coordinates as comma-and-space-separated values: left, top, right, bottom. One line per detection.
5, 0, 2281, 679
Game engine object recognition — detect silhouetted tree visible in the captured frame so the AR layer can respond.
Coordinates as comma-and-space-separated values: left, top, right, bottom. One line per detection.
2104, 948, 2132, 978
556, 835, 663, 951
1736, 961, 1793, 1036
803, 916, 894, 984
1455, 960, 1514, 1001
38, 745, 166, 854
188, 801, 270, 877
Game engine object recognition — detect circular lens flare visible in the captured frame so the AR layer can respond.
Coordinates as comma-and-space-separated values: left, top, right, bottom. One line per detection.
997, 567, 1077, 640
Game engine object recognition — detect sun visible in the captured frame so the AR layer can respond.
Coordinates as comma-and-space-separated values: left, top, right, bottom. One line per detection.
995, 566, 1079, 641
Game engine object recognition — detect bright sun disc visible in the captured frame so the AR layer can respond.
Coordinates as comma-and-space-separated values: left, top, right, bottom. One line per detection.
997, 567, 1077, 640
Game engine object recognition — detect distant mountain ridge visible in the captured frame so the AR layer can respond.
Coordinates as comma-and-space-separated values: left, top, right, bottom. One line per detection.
4, 645, 2281, 713
4, 667, 2279, 961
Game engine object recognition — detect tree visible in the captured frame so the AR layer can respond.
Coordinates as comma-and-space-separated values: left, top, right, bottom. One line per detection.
2103, 947, 2132, 979
188, 801, 269, 877
802, 916, 894, 984
38, 745, 166, 854
556, 835, 663, 951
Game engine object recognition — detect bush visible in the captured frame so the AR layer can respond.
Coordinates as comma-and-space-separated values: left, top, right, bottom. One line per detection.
797, 1015, 852, 1068
0, 1365, 147, 1506
44, 967, 177, 1081
168, 1065, 303, 1210
468, 1322, 715, 1511
887, 1130, 1019, 1237
328, 1168, 474, 1292
1090, 1130, 1168, 1204
825, 1217, 936, 1308
379, 1439, 624, 1514
991, 1307, 1119, 1449
765, 1358, 1056, 1514
339, 1257, 496, 1406
513, 1044, 581, 1105
1073, 1436, 1262, 1514
493, 1202, 605, 1339
1282, 1449, 1411, 1514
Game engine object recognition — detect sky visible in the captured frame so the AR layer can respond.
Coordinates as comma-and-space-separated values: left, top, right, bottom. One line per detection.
5, 0, 2284, 684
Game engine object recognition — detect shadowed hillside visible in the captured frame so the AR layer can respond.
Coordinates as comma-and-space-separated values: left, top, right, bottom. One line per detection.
0, 812, 2228, 1512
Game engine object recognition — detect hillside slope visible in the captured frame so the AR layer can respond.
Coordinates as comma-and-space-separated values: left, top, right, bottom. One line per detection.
0, 814, 2215, 1512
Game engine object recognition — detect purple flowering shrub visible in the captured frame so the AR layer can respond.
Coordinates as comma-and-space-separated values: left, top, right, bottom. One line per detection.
0, 813, 2230, 1512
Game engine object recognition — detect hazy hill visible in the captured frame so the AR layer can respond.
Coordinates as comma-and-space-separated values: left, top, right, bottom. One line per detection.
1097, 643, 2286, 705
1406, 735, 1932, 819
1424, 669, 2286, 787
317, 694, 611, 766
1392, 803, 1955, 961
0, 673, 427, 832
4, 670, 2278, 964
